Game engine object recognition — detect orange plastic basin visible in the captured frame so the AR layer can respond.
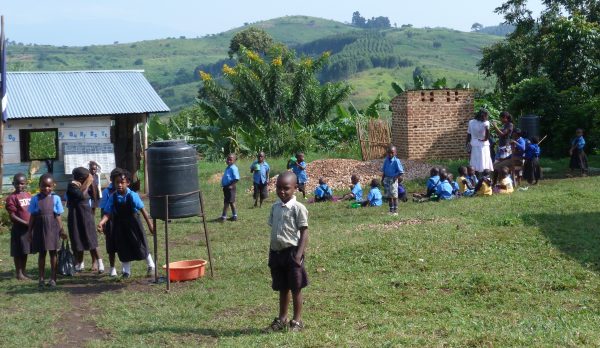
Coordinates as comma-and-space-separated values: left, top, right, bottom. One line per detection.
162, 259, 207, 282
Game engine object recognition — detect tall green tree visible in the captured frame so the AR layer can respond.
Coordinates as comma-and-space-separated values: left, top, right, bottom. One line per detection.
198, 44, 352, 155
228, 27, 274, 59
479, 0, 600, 155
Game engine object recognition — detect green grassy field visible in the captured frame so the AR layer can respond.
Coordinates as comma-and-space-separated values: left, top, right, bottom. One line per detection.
1, 155, 598, 347
6, 16, 499, 112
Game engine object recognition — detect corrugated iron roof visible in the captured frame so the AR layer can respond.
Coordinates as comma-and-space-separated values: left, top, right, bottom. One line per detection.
5, 70, 170, 119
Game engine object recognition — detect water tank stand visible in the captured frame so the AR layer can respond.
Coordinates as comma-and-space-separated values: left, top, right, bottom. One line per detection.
150, 190, 214, 292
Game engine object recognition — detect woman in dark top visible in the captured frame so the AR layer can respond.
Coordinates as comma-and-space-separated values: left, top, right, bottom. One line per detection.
492, 111, 514, 161
67, 167, 104, 274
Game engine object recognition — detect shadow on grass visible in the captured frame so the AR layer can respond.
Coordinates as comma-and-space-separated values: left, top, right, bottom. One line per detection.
525, 212, 600, 272
125, 326, 262, 338
4, 273, 127, 295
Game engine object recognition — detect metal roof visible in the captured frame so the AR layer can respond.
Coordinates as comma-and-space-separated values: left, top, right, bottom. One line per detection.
5, 70, 170, 119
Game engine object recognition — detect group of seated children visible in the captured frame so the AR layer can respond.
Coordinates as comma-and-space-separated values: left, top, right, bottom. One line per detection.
340, 175, 383, 207
413, 164, 516, 202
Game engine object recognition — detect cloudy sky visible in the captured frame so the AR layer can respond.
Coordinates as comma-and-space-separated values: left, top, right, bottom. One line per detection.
0, 0, 545, 46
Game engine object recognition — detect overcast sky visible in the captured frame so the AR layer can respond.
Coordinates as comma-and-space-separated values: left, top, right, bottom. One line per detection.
0, 0, 546, 46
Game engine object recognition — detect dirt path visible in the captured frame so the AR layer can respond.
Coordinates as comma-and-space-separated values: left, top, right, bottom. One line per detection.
52, 273, 126, 348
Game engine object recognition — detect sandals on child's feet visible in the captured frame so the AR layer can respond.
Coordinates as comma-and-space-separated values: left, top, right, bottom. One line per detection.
289, 320, 304, 332
264, 318, 288, 332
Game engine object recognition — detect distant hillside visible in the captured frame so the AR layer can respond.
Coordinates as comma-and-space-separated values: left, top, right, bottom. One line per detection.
5, 16, 500, 112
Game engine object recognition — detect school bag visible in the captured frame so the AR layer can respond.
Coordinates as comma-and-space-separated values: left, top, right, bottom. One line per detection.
58, 240, 75, 276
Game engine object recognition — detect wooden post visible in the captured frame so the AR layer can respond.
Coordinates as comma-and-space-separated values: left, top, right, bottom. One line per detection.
143, 113, 149, 194
0, 16, 5, 194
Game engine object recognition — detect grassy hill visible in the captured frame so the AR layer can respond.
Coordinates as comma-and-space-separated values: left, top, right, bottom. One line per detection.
6, 16, 500, 112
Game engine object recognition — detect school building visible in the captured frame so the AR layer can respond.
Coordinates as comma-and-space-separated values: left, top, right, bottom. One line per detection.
1, 70, 170, 192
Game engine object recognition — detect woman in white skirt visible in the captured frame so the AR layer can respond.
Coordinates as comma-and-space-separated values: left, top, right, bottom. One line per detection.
466, 109, 494, 174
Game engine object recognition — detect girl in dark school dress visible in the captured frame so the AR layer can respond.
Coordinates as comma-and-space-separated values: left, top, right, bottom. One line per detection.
5, 173, 32, 280
27, 173, 66, 288
67, 167, 104, 274
98, 168, 123, 277
97, 170, 155, 278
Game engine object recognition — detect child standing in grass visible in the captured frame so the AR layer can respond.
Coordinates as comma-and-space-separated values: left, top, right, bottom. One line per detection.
342, 174, 363, 201
288, 152, 308, 200
363, 179, 383, 207
265, 171, 309, 332
98, 168, 123, 277
524, 136, 542, 185
67, 167, 104, 274
314, 177, 333, 202
569, 128, 588, 177
381, 145, 404, 215
250, 152, 270, 207
97, 170, 155, 278
27, 174, 66, 288
5, 173, 32, 280
220, 154, 240, 221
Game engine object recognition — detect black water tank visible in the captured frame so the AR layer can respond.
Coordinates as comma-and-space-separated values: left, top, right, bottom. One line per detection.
147, 140, 200, 219
520, 115, 540, 138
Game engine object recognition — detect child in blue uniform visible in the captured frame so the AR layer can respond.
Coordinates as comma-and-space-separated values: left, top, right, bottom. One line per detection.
313, 178, 333, 202
98, 168, 123, 277
250, 151, 270, 207
435, 169, 454, 200
466, 166, 479, 188
27, 174, 66, 288
98, 170, 155, 278
569, 128, 588, 176
524, 136, 542, 184
221, 153, 240, 221
342, 174, 363, 201
447, 173, 460, 196
413, 167, 440, 201
362, 179, 383, 207
288, 152, 308, 199
381, 146, 404, 215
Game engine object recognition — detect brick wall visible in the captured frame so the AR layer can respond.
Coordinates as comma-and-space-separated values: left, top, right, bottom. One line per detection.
390, 89, 474, 160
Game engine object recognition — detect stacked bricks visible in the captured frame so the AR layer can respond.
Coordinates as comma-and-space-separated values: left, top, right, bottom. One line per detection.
390, 89, 474, 160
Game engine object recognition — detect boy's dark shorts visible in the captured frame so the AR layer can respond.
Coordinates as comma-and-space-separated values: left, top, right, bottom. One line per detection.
253, 183, 268, 200
223, 186, 236, 203
268, 247, 308, 292
297, 181, 306, 192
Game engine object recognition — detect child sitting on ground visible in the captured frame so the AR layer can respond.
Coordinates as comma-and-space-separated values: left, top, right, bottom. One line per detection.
457, 166, 475, 197
313, 178, 333, 202
362, 179, 383, 207
413, 167, 440, 200
466, 165, 479, 188
341, 174, 363, 202
447, 173, 460, 196
524, 136, 542, 185
435, 169, 454, 200
495, 166, 514, 194
474, 169, 493, 196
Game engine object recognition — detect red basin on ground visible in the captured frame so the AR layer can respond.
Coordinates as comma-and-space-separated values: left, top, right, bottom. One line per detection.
162, 259, 207, 282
